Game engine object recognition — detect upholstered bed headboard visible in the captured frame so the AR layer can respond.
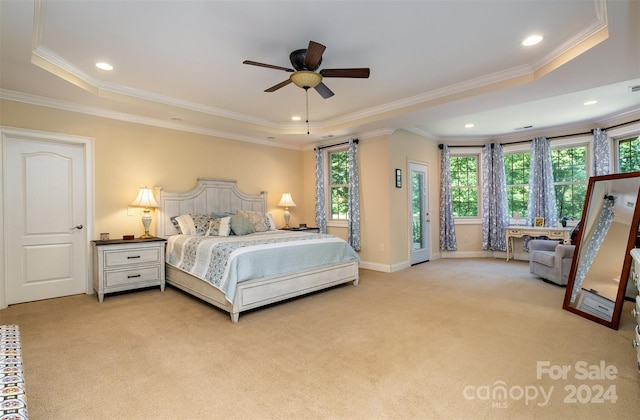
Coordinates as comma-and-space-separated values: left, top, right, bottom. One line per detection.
155, 178, 267, 238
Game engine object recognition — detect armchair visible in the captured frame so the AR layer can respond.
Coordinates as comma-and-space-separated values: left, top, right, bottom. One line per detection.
529, 239, 576, 286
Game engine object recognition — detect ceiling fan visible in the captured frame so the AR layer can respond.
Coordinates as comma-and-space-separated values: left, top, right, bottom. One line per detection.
243, 40, 370, 99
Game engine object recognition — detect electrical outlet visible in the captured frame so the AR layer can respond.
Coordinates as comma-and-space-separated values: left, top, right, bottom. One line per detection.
379, 243, 385, 252
463, 235, 469, 243
127, 206, 136, 216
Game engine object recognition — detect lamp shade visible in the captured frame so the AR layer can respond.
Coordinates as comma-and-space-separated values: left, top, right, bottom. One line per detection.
130, 187, 158, 209
278, 193, 296, 208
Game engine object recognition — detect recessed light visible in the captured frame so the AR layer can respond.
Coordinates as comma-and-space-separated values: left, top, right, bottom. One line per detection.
522, 35, 543, 46
583, 100, 598, 106
95, 62, 113, 71
464, 123, 475, 128
291, 116, 301, 121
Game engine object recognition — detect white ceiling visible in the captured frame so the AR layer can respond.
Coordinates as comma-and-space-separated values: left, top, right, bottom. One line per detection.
1, 0, 639, 149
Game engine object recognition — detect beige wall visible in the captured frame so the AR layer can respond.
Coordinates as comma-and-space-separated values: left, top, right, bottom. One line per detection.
0, 99, 493, 270
1, 100, 302, 239
386, 129, 441, 266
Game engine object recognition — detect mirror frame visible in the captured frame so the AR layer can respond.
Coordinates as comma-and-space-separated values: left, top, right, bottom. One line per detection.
562, 171, 640, 329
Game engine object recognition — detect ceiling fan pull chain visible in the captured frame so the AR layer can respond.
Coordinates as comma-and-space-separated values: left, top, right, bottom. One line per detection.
305, 87, 310, 135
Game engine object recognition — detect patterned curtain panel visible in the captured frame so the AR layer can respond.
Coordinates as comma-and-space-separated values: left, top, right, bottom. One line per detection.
592, 128, 610, 176
570, 196, 615, 303
439, 145, 457, 250
527, 136, 558, 228
481, 144, 508, 250
314, 147, 327, 234
347, 139, 361, 251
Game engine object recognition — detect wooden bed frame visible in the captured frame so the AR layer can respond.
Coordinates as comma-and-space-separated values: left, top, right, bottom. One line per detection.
155, 178, 359, 323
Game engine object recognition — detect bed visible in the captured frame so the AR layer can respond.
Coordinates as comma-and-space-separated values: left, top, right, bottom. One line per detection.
155, 178, 360, 322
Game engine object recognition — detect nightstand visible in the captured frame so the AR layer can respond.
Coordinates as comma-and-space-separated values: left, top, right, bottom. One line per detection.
282, 227, 320, 233
92, 237, 166, 302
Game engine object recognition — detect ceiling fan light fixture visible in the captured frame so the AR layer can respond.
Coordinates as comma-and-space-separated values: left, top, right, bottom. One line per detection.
290, 70, 322, 89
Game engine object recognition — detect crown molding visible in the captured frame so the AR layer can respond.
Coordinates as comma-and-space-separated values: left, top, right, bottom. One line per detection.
30, 0, 611, 135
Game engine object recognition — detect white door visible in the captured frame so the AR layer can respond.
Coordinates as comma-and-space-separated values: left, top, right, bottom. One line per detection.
409, 162, 430, 265
4, 134, 89, 304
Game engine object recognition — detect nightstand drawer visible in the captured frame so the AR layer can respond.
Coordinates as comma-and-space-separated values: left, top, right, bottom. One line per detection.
104, 247, 161, 267
104, 265, 162, 287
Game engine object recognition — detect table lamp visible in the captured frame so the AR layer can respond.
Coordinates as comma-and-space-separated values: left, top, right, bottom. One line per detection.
130, 187, 159, 238
278, 193, 296, 228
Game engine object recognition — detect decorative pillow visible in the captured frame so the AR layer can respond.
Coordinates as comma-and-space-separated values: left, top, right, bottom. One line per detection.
206, 216, 231, 237
174, 214, 212, 236
211, 211, 234, 219
230, 213, 255, 236
265, 213, 277, 231
238, 210, 269, 232
170, 216, 182, 234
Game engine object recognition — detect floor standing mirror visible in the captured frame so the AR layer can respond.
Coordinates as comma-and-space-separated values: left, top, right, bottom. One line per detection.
563, 171, 640, 329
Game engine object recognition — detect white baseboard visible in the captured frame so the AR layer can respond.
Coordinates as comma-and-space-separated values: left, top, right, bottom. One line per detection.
359, 250, 517, 273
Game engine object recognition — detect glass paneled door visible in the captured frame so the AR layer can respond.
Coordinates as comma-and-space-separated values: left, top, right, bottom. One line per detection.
410, 162, 430, 265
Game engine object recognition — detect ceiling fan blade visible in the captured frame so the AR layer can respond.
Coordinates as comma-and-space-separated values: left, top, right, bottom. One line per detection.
304, 41, 326, 69
265, 79, 292, 92
314, 82, 334, 99
243, 60, 294, 72
320, 68, 370, 78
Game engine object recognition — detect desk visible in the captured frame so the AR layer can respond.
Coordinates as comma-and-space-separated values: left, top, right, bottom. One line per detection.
505, 225, 572, 261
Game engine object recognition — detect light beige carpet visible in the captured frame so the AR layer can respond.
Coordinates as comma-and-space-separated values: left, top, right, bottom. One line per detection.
1, 258, 638, 419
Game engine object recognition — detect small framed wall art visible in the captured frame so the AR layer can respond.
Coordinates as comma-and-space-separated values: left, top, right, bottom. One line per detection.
395, 169, 402, 188
534, 217, 544, 227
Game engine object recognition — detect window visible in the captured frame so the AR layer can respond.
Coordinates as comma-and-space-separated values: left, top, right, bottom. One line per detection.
504, 146, 587, 221
505, 152, 530, 219
552, 146, 587, 220
449, 155, 478, 217
328, 149, 349, 221
618, 135, 640, 172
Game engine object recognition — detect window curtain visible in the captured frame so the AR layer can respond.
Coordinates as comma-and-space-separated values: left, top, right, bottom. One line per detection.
592, 128, 610, 176
314, 147, 327, 234
347, 139, 361, 251
482, 143, 508, 250
527, 136, 558, 228
439, 145, 457, 250
570, 196, 615, 303
524, 136, 558, 250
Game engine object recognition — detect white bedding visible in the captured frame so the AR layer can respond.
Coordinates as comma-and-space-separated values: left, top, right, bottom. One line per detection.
166, 230, 359, 302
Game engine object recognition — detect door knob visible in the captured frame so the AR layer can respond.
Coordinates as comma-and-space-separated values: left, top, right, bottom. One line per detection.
72, 224, 83, 230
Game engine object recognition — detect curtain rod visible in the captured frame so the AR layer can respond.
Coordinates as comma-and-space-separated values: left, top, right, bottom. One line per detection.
315, 138, 359, 151
437, 118, 640, 149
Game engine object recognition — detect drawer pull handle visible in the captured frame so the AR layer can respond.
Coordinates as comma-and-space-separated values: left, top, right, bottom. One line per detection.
127, 274, 141, 279
127, 256, 141, 259
633, 309, 638, 317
